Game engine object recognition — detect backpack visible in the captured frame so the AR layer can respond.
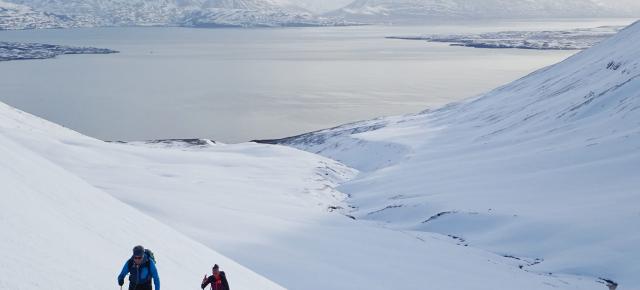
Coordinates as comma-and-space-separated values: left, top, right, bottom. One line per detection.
144, 249, 156, 265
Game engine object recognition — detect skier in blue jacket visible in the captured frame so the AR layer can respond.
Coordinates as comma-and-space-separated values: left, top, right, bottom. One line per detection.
118, 245, 160, 290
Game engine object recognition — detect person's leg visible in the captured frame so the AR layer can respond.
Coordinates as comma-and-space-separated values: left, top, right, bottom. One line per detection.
143, 281, 153, 290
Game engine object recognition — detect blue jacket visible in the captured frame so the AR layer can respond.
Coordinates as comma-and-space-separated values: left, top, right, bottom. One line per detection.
118, 254, 160, 290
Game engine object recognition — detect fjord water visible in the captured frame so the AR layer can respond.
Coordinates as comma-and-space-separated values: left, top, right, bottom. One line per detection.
0, 19, 633, 142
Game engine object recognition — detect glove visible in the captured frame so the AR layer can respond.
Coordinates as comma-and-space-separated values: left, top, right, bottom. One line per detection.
118, 279, 124, 286
201, 274, 208, 289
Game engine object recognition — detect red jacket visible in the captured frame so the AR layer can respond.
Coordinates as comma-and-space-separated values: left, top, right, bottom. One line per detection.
201, 272, 230, 290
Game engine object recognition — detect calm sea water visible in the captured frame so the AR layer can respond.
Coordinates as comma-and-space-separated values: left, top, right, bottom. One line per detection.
0, 19, 634, 142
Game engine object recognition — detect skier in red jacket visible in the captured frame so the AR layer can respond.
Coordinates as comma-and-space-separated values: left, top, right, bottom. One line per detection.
201, 264, 230, 290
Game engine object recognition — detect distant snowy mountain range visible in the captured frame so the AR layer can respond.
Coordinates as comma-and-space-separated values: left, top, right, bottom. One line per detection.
0, 0, 351, 29
2, 0, 639, 30
330, 0, 640, 23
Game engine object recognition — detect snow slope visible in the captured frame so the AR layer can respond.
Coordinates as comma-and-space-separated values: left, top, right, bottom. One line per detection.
0, 109, 283, 289
330, 0, 640, 23
0, 93, 610, 288
265, 20, 640, 289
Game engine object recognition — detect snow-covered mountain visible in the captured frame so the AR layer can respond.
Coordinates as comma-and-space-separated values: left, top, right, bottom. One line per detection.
179, 1, 320, 28
0, 0, 71, 29
330, 0, 640, 23
285, 0, 353, 14
263, 20, 640, 288
4, 101, 611, 290
2, 0, 346, 28
6, 0, 196, 26
178, 0, 354, 27
199, 0, 296, 10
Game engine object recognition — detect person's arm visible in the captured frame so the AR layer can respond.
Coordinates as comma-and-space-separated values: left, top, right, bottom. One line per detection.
118, 261, 129, 286
149, 260, 160, 290
201, 276, 212, 289
222, 273, 230, 290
